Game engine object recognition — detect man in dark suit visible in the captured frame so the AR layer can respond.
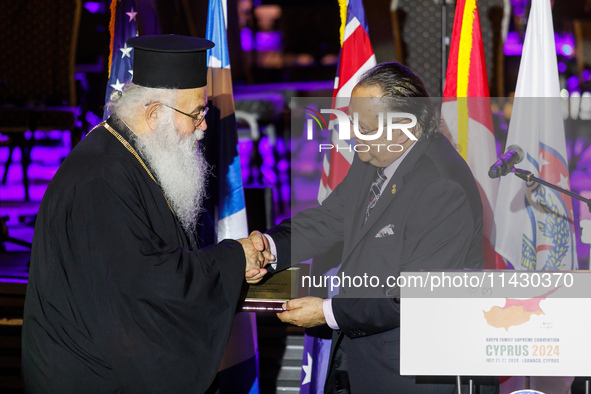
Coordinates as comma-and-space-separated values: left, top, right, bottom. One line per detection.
266, 62, 484, 393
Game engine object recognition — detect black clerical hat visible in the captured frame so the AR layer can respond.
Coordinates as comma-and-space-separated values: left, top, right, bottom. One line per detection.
126, 35, 215, 89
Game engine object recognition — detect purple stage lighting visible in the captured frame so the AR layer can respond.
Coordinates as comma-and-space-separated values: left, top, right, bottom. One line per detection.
84, 1, 102, 14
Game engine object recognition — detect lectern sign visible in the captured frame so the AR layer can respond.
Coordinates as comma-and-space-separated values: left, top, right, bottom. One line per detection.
399, 271, 591, 376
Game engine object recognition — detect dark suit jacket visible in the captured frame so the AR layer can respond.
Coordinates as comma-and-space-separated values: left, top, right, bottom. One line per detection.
269, 134, 484, 393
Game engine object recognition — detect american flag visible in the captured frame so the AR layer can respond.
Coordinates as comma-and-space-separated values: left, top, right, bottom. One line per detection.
104, 0, 137, 119
300, 1, 375, 392
440, 0, 503, 269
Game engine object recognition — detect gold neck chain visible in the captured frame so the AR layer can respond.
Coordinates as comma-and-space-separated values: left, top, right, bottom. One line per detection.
93, 121, 174, 214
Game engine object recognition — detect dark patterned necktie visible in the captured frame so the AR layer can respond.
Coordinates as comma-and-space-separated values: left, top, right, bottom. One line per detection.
365, 167, 387, 223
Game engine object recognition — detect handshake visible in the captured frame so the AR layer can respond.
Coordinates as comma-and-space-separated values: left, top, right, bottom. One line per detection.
237, 231, 275, 284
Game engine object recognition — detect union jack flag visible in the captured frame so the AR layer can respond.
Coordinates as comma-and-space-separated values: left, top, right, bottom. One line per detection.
317, 0, 376, 203
301, 1, 375, 392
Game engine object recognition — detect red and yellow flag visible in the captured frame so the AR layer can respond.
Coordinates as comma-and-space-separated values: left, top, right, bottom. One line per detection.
441, 0, 503, 269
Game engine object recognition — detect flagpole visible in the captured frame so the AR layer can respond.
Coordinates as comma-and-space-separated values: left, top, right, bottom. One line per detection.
440, 0, 448, 95
454, 376, 475, 394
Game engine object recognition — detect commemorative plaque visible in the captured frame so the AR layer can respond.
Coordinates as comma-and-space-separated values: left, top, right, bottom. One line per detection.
242, 267, 300, 312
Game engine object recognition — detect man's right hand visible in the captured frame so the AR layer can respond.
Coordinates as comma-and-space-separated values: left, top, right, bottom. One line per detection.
238, 231, 275, 284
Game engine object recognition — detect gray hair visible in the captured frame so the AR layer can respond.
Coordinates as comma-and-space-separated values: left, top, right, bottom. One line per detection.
357, 62, 440, 140
104, 82, 179, 122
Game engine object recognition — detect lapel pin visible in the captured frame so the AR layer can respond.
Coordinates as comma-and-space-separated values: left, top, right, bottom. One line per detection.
391, 185, 396, 195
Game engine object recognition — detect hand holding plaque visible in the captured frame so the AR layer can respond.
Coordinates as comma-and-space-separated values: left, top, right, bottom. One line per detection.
242, 268, 300, 312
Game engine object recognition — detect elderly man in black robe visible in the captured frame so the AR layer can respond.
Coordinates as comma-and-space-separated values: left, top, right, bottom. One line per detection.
21, 35, 272, 393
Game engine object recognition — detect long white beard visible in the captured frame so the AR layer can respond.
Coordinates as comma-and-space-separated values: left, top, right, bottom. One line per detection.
133, 114, 209, 234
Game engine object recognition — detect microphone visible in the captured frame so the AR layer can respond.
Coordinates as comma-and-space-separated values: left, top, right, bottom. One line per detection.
488, 145, 524, 178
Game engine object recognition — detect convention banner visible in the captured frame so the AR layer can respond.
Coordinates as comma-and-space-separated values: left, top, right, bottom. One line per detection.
400, 271, 591, 376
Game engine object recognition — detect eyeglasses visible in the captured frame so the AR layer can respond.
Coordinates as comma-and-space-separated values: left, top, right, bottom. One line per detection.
160, 103, 209, 127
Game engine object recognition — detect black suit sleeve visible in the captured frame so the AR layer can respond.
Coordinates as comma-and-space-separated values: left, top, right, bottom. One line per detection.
333, 298, 401, 337
269, 161, 358, 271
265, 219, 291, 273
333, 178, 482, 338
400, 178, 482, 272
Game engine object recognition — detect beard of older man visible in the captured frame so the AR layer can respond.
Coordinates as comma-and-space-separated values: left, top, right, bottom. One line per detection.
133, 109, 210, 233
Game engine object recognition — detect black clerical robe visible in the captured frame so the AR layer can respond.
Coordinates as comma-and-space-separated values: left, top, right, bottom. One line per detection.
22, 119, 245, 393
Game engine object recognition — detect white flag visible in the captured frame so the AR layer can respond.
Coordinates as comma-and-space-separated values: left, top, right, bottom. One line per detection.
495, 1, 577, 392
494, 0, 578, 272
